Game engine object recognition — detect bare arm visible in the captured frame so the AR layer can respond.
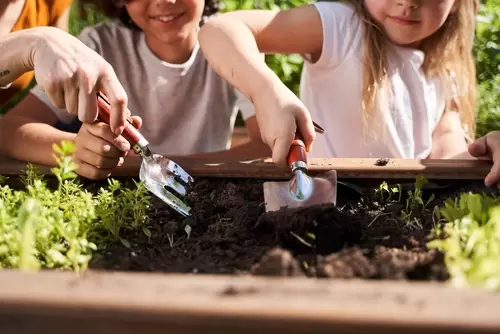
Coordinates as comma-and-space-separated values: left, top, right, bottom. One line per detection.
0, 93, 76, 165
198, 6, 322, 166
0, 28, 39, 87
198, 6, 323, 103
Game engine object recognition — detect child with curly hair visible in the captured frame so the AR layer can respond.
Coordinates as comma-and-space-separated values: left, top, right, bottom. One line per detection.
0, 0, 269, 180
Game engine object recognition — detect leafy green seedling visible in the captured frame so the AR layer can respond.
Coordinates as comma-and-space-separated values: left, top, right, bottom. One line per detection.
428, 192, 500, 291
0, 140, 151, 272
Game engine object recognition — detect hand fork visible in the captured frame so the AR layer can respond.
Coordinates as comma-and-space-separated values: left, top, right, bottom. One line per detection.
96, 91, 194, 217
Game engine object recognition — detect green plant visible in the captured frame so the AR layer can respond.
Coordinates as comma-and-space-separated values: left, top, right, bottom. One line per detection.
428, 192, 500, 291
375, 181, 402, 202
0, 140, 151, 271
474, 0, 500, 137
396, 176, 435, 230
92, 178, 151, 248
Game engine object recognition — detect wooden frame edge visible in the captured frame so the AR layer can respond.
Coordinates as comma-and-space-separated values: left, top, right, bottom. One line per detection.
0, 155, 492, 180
1, 270, 500, 334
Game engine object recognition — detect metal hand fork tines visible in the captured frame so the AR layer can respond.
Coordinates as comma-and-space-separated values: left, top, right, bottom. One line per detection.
96, 91, 194, 217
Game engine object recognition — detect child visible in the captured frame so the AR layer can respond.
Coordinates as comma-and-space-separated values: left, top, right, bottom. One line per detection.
197, 0, 479, 166
0, 0, 73, 108
0, 0, 270, 180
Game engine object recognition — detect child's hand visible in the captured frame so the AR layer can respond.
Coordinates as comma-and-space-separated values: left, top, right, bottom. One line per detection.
468, 131, 500, 187
31, 27, 129, 136
72, 116, 142, 180
255, 84, 316, 166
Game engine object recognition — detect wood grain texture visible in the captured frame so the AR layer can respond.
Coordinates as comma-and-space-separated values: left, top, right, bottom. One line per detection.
0, 154, 492, 180
0, 270, 499, 334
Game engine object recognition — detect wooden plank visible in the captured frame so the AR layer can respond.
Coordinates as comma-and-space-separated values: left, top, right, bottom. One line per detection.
0, 154, 492, 180
0, 270, 500, 334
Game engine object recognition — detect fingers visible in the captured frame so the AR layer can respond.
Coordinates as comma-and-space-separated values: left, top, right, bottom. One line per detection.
485, 160, 500, 188
467, 132, 500, 188
272, 133, 295, 167
73, 158, 115, 180
63, 78, 79, 117
130, 115, 142, 129
84, 122, 131, 153
468, 136, 487, 158
484, 135, 500, 187
77, 147, 124, 169
294, 108, 316, 152
77, 71, 99, 124
97, 66, 129, 136
73, 122, 129, 180
269, 107, 315, 166
44, 85, 66, 110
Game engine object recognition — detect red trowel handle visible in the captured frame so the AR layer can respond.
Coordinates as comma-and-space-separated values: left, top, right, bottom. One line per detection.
96, 91, 146, 148
287, 136, 307, 168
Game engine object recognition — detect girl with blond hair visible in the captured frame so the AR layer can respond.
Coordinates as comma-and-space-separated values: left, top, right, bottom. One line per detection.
198, 0, 479, 166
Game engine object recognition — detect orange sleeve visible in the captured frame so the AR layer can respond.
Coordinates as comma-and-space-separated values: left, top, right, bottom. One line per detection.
46, 0, 73, 27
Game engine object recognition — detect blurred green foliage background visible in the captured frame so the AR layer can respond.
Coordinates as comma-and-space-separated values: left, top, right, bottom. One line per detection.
2, 0, 500, 138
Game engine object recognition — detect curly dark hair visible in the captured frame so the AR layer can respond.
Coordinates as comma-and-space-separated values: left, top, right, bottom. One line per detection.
77, 0, 220, 29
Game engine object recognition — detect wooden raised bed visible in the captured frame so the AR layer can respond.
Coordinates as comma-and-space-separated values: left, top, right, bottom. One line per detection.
0, 154, 500, 334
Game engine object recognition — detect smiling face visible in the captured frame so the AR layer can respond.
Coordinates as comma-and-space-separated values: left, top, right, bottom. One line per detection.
363, 0, 458, 47
124, 0, 204, 46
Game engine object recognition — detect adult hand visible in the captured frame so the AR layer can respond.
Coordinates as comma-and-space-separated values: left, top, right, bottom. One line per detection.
468, 131, 500, 187
73, 116, 142, 180
31, 27, 128, 136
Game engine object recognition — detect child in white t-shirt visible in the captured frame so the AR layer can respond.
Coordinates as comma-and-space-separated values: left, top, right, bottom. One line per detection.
0, 0, 271, 180
197, 0, 479, 165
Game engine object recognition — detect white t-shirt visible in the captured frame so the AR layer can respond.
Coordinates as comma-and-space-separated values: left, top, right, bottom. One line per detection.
301, 2, 449, 159
30, 20, 256, 155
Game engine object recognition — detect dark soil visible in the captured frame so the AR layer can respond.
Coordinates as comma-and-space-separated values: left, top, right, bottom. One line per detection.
82, 176, 499, 282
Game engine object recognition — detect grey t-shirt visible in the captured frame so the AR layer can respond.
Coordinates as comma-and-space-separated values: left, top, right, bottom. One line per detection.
30, 20, 256, 155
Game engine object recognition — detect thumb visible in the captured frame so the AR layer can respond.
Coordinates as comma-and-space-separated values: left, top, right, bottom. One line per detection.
468, 136, 488, 158
295, 111, 316, 152
130, 116, 142, 129
272, 134, 294, 167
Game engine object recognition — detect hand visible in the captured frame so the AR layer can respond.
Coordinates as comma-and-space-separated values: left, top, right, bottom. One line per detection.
468, 131, 500, 187
73, 116, 142, 180
30, 27, 129, 136
254, 82, 316, 166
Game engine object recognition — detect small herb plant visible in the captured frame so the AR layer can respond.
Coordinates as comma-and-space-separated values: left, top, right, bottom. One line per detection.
0, 140, 151, 271
428, 192, 500, 291
399, 176, 436, 229
375, 181, 402, 203
375, 176, 500, 291
373, 176, 434, 230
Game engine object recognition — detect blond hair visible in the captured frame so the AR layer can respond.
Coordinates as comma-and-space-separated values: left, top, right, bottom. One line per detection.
346, 0, 478, 141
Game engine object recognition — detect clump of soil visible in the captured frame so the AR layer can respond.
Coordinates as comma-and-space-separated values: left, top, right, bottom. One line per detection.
88, 177, 498, 282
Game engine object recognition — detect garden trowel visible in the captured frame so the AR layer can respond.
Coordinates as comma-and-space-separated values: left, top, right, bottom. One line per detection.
263, 126, 337, 212
96, 91, 194, 217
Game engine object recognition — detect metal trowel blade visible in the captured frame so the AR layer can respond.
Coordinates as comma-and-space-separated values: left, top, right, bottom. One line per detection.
139, 160, 192, 217
263, 170, 338, 212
